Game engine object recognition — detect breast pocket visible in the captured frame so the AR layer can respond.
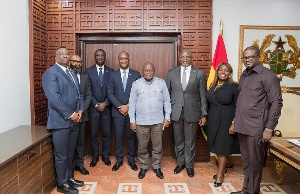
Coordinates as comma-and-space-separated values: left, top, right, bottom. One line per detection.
137, 90, 147, 101
153, 88, 163, 101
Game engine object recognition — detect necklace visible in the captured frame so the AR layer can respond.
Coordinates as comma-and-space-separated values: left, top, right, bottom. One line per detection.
216, 81, 224, 89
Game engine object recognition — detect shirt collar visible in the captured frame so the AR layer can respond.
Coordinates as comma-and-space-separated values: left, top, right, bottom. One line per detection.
142, 76, 156, 84
120, 68, 129, 74
97, 65, 104, 71
181, 65, 192, 71
56, 63, 68, 72
242, 63, 263, 75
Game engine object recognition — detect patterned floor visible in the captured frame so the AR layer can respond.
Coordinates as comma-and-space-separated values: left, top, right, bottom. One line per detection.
51, 156, 300, 194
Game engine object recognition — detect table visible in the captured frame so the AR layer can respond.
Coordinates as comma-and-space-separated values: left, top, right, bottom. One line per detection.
268, 137, 300, 184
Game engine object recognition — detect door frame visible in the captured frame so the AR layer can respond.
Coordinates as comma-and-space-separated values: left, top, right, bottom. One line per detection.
76, 32, 181, 71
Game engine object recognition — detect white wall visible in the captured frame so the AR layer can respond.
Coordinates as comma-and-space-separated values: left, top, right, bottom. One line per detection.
0, 0, 30, 134
212, 0, 300, 81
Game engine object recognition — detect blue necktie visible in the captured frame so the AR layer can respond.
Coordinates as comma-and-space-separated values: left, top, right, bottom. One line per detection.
122, 71, 127, 92
99, 67, 103, 87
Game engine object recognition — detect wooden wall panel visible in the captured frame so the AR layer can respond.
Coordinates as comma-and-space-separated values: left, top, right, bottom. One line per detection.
30, 0, 212, 161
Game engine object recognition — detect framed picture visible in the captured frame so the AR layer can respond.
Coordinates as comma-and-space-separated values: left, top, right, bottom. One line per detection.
238, 25, 300, 92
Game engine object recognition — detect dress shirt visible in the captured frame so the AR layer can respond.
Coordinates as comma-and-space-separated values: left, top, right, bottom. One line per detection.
181, 65, 191, 85
234, 63, 283, 136
76, 73, 80, 84
97, 65, 104, 76
129, 77, 171, 125
120, 68, 129, 82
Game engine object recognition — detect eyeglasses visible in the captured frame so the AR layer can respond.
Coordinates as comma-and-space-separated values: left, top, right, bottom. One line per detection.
56, 52, 71, 56
143, 70, 154, 73
180, 55, 192, 59
118, 57, 129, 61
241, 55, 259, 61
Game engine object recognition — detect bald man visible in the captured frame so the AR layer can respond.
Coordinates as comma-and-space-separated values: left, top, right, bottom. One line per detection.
107, 51, 141, 172
129, 62, 171, 179
166, 49, 208, 177
69, 55, 92, 175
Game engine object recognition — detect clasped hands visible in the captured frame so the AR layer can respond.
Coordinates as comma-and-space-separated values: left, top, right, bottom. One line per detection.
96, 102, 106, 112
70, 110, 83, 123
118, 104, 129, 116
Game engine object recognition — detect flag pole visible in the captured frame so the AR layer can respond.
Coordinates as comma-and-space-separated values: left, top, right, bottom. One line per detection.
220, 20, 223, 35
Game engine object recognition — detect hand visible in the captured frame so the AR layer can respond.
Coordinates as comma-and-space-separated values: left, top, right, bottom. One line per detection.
77, 110, 83, 122
96, 102, 106, 112
163, 120, 171, 128
118, 104, 129, 116
199, 116, 206, 126
229, 123, 235, 134
130, 123, 137, 132
70, 113, 80, 123
262, 128, 273, 143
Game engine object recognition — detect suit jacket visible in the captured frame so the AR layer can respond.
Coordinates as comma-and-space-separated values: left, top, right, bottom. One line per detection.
42, 64, 84, 129
85, 64, 113, 115
107, 69, 141, 118
166, 65, 208, 122
78, 73, 92, 122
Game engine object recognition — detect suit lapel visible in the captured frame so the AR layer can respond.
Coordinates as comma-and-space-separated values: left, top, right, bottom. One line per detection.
214, 80, 229, 93
54, 64, 78, 91
185, 66, 196, 91
175, 67, 184, 91
91, 65, 101, 87
103, 65, 110, 86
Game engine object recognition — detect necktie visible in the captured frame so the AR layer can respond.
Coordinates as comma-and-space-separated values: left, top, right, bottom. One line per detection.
182, 67, 187, 90
99, 67, 103, 87
66, 68, 76, 85
122, 71, 127, 92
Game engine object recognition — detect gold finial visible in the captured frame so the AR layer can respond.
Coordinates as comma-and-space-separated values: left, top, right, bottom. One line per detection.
220, 20, 223, 35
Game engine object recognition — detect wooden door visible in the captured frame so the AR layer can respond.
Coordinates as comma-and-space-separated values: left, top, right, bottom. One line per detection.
84, 42, 176, 157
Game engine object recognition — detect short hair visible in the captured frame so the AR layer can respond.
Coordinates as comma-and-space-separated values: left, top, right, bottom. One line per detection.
56, 46, 67, 52
95, 49, 106, 54
244, 46, 260, 56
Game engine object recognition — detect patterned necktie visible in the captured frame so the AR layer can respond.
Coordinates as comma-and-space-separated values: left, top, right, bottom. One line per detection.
99, 67, 103, 87
182, 67, 187, 90
66, 68, 76, 85
122, 71, 127, 92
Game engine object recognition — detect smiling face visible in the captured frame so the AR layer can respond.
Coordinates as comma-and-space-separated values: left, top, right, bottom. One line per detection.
55, 47, 70, 67
143, 62, 155, 82
179, 50, 193, 67
118, 52, 129, 70
242, 49, 260, 69
70, 55, 82, 73
217, 64, 231, 81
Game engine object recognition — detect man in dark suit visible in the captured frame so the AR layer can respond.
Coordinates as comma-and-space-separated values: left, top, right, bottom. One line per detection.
107, 51, 141, 171
69, 55, 92, 175
42, 46, 84, 194
85, 49, 113, 167
166, 49, 208, 177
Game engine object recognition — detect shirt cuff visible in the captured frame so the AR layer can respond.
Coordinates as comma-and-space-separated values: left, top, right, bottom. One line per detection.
265, 120, 277, 130
69, 112, 76, 119
165, 113, 171, 121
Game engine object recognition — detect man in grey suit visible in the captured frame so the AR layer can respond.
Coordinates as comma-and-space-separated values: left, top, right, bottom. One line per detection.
166, 49, 208, 177
70, 55, 92, 175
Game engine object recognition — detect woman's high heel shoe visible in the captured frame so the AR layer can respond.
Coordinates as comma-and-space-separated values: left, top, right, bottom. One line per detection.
213, 168, 227, 180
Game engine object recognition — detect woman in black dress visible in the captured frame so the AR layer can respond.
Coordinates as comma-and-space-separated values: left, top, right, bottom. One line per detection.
206, 62, 240, 187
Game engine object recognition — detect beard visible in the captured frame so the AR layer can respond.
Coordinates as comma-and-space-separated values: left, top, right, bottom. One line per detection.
70, 64, 82, 74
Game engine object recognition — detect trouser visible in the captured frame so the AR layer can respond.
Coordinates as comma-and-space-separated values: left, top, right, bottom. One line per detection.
136, 123, 163, 170
238, 133, 265, 194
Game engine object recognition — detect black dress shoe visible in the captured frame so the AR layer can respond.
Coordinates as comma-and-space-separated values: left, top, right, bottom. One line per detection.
153, 168, 164, 179
74, 166, 89, 175
57, 184, 78, 194
102, 157, 111, 166
112, 161, 123, 171
174, 165, 185, 174
128, 161, 138, 171
68, 177, 84, 188
230, 191, 245, 194
186, 168, 194, 177
90, 158, 99, 167
138, 169, 147, 179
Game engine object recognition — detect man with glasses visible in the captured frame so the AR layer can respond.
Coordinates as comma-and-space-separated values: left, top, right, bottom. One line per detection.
107, 51, 141, 172
85, 49, 113, 168
42, 46, 84, 194
129, 62, 171, 179
166, 49, 208, 177
69, 55, 92, 175
231, 46, 282, 194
